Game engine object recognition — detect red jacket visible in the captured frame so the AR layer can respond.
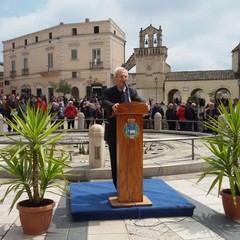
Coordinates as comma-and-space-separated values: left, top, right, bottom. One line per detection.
64, 106, 78, 118
36, 100, 47, 112
176, 106, 186, 120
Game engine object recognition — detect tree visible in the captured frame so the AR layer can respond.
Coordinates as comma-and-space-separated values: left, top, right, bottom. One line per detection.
50, 79, 72, 96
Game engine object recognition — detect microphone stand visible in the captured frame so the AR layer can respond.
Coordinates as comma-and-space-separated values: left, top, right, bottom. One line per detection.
123, 81, 133, 203
124, 81, 131, 102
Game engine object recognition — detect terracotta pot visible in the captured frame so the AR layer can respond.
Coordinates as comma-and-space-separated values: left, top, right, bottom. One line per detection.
17, 199, 56, 235
220, 189, 240, 219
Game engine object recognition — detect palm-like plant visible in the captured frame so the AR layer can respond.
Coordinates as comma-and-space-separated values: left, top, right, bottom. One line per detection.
0, 105, 70, 212
198, 99, 240, 204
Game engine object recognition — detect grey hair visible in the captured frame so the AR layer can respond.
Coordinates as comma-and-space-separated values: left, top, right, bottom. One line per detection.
113, 67, 128, 78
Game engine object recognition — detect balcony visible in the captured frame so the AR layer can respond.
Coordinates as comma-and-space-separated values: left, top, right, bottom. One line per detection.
22, 68, 29, 76
89, 61, 103, 70
10, 70, 16, 78
40, 68, 60, 77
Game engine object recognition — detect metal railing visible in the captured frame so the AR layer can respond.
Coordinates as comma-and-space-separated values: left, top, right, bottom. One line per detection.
0, 113, 205, 161
143, 136, 201, 160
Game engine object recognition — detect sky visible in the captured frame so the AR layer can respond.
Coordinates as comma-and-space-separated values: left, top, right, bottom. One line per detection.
1, 0, 240, 72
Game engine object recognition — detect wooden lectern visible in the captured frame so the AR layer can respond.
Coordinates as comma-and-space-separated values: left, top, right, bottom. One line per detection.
109, 102, 152, 207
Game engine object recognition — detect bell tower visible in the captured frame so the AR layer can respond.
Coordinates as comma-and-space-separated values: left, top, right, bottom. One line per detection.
131, 25, 170, 103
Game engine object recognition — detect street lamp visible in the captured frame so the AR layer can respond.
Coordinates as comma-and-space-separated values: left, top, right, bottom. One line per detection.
154, 77, 158, 102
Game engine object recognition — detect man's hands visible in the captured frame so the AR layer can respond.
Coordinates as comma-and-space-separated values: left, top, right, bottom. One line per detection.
112, 103, 120, 112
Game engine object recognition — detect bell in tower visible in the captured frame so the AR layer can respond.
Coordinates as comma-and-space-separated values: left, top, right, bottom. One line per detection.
139, 24, 162, 49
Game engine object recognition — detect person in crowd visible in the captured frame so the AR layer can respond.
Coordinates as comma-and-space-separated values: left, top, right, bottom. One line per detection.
92, 101, 103, 125
57, 96, 65, 107
151, 102, 164, 129
204, 102, 220, 133
191, 102, 199, 132
69, 96, 79, 109
143, 98, 153, 129
79, 97, 87, 113
217, 97, 229, 107
29, 95, 37, 109
35, 95, 47, 112
17, 96, 27, 121
166, 103, 177, 130
81, 100, 93, 128
184, 101, 195, 131
176, 102, 186, 131
91, 95, 98, 104
102, 66, 150, 189
5, 94, 17, 132
64, 100, 78, 129
174, 97, 180, 105
233, 98, 239, 111
1, 95, 8, 117
58, 101, 65, 129
143, 110, 151, 129
205, 97, 216, 109
49, 102, 60, 126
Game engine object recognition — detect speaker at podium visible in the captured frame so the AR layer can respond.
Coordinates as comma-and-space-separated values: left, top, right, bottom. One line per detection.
109, 101, 152, 207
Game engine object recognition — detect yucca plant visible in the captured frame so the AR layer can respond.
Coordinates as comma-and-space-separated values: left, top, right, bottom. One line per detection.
197, 99, 240, 204
0, 105, 70, 212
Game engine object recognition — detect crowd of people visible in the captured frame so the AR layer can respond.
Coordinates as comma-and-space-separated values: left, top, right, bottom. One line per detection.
144, 97, 238, 133
0, 92, 237, 133
0, 93, 104, 131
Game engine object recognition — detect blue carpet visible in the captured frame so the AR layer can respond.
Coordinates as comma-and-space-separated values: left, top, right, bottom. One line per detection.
69, 179, 195, 221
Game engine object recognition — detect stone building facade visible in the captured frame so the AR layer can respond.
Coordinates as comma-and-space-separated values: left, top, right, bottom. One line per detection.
2, 18, 125, 102
124, 25, 240, 105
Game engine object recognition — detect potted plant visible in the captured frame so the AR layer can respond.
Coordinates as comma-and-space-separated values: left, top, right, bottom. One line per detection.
0, 105, 70, 234
197, 99, 240, 219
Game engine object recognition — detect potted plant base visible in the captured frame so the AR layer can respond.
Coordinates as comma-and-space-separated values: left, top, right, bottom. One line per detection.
220, 190, 240, 220
17, 199, 56, 235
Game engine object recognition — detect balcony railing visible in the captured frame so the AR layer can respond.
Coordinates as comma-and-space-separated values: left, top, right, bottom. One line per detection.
9, 70, 16, 78
22, 68, 29, 75
89, 61, 103, 69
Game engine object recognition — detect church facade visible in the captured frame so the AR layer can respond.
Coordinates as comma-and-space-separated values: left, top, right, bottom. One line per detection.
124, 24, 240, 105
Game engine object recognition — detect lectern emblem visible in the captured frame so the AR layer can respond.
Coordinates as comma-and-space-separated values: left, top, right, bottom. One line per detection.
123, 119, 139, 139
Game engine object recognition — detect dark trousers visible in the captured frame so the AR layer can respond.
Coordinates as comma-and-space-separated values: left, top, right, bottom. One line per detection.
107, 139, 117, 189
6, 114, 15, 132
179, 121, 186, 131
67, 117, 75, 129
58, 117, 64, 129
105, 119, 117, 189
167, 121, 176, 130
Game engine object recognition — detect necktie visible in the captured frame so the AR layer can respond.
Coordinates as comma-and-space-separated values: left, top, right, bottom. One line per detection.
120, 90, 127, 103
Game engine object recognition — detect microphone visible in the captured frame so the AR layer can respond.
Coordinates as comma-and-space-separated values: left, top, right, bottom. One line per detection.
123, 81, 131, 102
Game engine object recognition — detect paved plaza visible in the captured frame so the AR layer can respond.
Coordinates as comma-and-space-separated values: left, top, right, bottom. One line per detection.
0, 128, 240, 239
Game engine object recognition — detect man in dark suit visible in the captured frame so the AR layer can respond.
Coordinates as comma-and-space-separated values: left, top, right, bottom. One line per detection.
102, 67, 149, 189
